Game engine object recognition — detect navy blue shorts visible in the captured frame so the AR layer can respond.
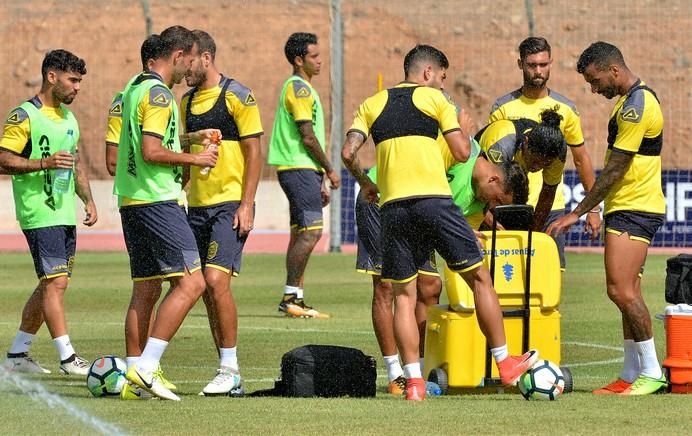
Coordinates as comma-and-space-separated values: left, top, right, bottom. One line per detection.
277, 169, 323, 230
188, 202, 251, 276
543, 208, 567, 270
355, 192, 437, 276
120, 201, 201, 281
605, 210, 664, 245
380, 197, 483, 282
23, 225, 76, 279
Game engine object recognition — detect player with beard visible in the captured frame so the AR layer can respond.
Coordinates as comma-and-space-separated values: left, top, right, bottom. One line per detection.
489, 37, 600, 269
115, 25, 219, 401
1, 49, 96, 376
181, 29, 263, 396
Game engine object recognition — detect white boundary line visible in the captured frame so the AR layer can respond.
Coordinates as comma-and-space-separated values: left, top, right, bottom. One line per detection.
0, 367, 127, 435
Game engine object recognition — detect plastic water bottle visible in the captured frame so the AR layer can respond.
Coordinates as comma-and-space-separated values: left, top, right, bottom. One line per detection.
53, 131, 75, 194
199, 131, 221, 176
425, 381, 442, 396
199, 143, 217, 176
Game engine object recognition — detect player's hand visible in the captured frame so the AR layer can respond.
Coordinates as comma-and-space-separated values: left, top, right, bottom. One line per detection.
43, 151, 75, 169
546, 212, 578, 237
483, 210, 505, 230
192, 146, 218, 168
360, 181, 380, 204
83, 200, 98, 226
191, 129, 222, 146
321, 184, 331, 207
233, 202, 254, 236
458, 107, 476, 137
584, 212, 601, 240
326, 169, 341, 189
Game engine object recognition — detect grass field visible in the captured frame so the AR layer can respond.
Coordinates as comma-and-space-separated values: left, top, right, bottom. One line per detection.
0, 251, 688, 435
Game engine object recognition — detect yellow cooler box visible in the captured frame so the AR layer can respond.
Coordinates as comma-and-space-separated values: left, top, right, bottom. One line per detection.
423, 230, 564, 390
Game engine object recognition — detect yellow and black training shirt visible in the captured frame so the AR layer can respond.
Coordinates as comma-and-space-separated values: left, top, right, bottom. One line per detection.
348, 83, 460, 206
489, 89, 583, 209
604, 80, 664, 215
181, 76, 263, 207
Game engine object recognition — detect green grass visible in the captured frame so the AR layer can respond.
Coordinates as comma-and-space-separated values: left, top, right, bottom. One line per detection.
0, 252, 687, 435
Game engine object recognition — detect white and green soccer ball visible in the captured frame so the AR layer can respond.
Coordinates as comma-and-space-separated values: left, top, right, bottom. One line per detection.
518, 359, 565, 401
86, 356, 127, 397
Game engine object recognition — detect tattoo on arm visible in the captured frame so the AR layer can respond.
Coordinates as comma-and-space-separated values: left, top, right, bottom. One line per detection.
298, 121, 333, 173
341, 131, 369, 185
573, 150, 632, 217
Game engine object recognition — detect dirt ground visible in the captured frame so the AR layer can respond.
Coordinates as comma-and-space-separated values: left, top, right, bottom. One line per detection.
0, 0, 689, 179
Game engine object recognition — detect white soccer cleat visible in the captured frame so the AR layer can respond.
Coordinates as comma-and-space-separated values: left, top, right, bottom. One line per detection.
200, 366, 242, 396
126, 365, 180, 401
3, 353, 51, 374
59, 354, 90, 376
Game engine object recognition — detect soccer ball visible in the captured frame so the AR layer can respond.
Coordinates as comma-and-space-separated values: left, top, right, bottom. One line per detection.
518, 359, 565, 401
86, 356, 127, 397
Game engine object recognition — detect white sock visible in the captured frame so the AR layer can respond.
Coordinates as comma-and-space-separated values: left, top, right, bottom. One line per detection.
402, 362, 422, 379
126, 356, 140, 369
490, 344, 509, 363
296, 288, 304, 299
9, 330, 34, 355
284, 285, 300, 297
137, 337, 168, 374
636, 338, 662, 379
383, 354, 403, 381
620, 339, 640, 383
53, 335, 76, 361
219, 347, 239, 371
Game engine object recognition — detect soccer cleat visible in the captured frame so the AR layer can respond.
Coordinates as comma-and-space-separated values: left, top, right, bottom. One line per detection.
497, 349, 539, 385
3, 353, 51, 374
592, 378, 632, 395
59, 354, 90, 376
154, 364, 177, 391
200, 366, 242, 396
278, 295, 330, 319
404, 377, 426, 401
620, 373, 668, 396
126, 365, 180, 401
120, 381, 153, 400
388, 375, 406, 395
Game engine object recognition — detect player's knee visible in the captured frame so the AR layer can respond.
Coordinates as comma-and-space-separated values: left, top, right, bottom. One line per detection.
606, 284, 638, 307
417, 275, 442, 305
372, 280, 394, 307
43, 275, 69, 293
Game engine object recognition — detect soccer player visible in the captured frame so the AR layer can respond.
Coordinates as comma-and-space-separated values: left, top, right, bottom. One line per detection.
477, 109, 569, 226
357, 146, 527, 394
114, 25, 219, 401
342, 44, 538, 401
0, 50, 96, 376
489, 37, 600, 269
268, 32, 341, 318
181, 30, 263, 395
104, 34, 178, 400
354, 167, 442, 395
548, 42, 667, 395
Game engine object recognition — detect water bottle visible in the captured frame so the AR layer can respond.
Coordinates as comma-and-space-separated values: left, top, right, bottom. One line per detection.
53, 131, 76, 194
199, 131, 221, 176
425, 381, 442, 396
199, 143, 218, 176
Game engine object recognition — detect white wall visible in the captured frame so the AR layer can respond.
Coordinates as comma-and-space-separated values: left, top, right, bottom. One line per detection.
0, 179, 321, 233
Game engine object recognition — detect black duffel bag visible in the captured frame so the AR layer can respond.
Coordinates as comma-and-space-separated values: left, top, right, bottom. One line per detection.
665, 254, 692, 304
250, 345, 377, 398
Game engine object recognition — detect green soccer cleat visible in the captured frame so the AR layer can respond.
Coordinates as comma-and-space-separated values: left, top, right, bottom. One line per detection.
620, 373, 668, 396
154, 365, 177, 391
126, 365, 180, 401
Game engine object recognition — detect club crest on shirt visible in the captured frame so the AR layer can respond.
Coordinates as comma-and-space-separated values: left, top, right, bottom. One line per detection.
488, 149, 503, 163
293, 80, 312, 98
